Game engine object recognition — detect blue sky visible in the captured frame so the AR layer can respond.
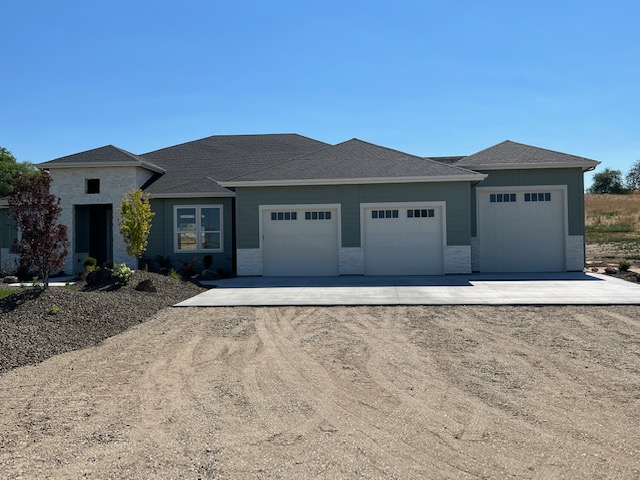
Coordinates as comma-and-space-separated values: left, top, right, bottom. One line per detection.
2, 0, 638, 186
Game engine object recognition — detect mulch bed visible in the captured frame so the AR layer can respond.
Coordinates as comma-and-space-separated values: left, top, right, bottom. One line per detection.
0, 271, 206, 374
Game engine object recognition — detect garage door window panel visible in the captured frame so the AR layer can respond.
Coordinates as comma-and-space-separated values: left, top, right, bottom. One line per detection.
175, 206, 222, 252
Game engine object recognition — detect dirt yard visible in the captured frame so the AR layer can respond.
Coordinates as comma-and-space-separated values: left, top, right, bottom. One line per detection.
1, 306, 639, 479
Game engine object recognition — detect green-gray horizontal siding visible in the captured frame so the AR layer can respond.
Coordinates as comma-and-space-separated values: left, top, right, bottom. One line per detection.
235, 182, 472, 249
471, 168, 586, 237
147, 197, 234, 273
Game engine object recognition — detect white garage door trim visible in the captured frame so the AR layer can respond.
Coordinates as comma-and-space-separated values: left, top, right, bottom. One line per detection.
360, 201, 447, 275
476, 185, 568, 272
259, 203, 341, 276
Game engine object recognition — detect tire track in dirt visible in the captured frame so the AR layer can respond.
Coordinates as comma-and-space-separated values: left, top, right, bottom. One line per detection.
247, 308, 469, 479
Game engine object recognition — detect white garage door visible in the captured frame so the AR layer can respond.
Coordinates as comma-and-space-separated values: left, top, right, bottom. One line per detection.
478, 190, 565, 272
262, 208, 339, 276
363, 205, 444, 275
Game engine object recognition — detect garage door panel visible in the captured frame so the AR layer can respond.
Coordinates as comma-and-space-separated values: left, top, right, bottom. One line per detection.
364, 206, 444, 275
479, 190, 565, 272
262, 208, 338, 276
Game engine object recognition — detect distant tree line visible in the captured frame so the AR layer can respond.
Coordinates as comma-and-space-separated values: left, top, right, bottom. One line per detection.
588, 160, 640, 194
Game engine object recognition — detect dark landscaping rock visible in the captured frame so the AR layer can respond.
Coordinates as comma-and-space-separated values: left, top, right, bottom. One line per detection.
604, 267, 618, 275
135, 279, 157, 293
3, 276, 18, 284
86, 268, 113, 287
590, 267, 599, 273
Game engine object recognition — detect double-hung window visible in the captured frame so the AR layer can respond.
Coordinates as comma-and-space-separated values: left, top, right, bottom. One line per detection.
175, 205, 223, 252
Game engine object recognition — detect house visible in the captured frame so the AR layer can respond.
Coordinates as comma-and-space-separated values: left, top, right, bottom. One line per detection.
0, 134, 599, 276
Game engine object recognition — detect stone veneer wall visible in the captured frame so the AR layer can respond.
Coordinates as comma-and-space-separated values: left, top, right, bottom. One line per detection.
339, 248, 364, 275
48, 166, 154, 274
237, 248, 263, 276
444, 245, 472, 274
566, 235, 585, 271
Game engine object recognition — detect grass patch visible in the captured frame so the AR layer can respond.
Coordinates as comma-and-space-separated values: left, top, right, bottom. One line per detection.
585, 194, 640, 244
0, 289, 15, 300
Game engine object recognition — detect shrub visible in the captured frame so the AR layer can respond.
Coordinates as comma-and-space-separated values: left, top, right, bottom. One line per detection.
203, 255, 213, 270
182, 257, 199, 277
156, 255, 172, 270
168, 268, 181, 280
113, 263, 135, 285
44, 305, 59, 315
83, 257, 97, 272
31, 276, 42, 288
618, 260, 631, 271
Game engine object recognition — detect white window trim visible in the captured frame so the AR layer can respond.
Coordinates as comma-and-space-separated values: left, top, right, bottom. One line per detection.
173, 204, 223, 253
359, 201, 448, 249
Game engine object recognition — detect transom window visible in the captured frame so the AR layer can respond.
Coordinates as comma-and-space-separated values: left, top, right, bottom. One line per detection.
524, 192, 552, 202
175, 206, 222, 252
407, 209, 435, 218
271, 211, 297, 221
305, 211, 332, 220
371, 209, 399, 219
489, 193, 517, 203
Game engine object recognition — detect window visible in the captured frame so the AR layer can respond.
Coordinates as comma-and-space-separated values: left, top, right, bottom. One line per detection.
489, 193, 517, 203
86, 179, 100, 194
271, 211, 297, 221
524, 192, 552, 202
371, 209, 398, 219
407, 208, 435, 218
305, 211, 332, 220
175, 206, 222, 252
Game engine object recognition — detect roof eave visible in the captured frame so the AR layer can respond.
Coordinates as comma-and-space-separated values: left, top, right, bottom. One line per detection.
459, 161, 600, 171
222, 174, 487, 188
39, 161, 166, 174
146, 191, 236, 199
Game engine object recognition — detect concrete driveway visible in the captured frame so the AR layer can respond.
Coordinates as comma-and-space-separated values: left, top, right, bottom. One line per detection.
176, 272, 640, 306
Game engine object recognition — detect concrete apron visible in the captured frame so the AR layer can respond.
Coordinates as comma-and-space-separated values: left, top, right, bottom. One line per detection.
175, 272, 640, 307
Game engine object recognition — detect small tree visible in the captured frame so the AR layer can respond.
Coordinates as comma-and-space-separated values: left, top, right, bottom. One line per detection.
119, 189, 155, 268
625, 160, 640, 191
0, 147, 38, 197
587, 168, 626, 194
8, 172, 69, 288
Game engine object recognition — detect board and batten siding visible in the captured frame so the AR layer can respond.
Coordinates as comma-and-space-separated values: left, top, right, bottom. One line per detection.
470, 168, 585, 237
235, 182, 472, 249
147, 198, 234, 273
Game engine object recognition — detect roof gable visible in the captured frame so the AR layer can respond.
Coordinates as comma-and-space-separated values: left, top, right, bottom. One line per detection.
140, 134, 330, 194
457, 140, 600, 169
223, 138, 484, 185
39, 145, 165, 173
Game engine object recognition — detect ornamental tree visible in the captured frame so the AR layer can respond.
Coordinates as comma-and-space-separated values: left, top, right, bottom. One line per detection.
118, 189, 155, 268
8, 172, 69, 288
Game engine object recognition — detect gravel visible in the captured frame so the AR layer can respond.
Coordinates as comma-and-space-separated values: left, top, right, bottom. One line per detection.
0, 271, 206, 374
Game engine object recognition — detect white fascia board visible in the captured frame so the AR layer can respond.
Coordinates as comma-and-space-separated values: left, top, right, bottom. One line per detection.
39, 161, 166, 174
460, 161, 600, 171
221, 174, 487, 188
147, 191, 236, 199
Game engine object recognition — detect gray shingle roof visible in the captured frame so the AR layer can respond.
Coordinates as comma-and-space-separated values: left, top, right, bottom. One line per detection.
456, 140, 600, 168
225, 139, 483, 184
141, 134, 329, 194
41, 145, 144, 165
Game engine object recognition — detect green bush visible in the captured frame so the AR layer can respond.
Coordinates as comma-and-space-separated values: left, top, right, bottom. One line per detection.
83, 257, 98, 271
168, 268, 181, 280
44, 305, 60, 315
113, 263, 135, 285
618, 260, 631, 271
